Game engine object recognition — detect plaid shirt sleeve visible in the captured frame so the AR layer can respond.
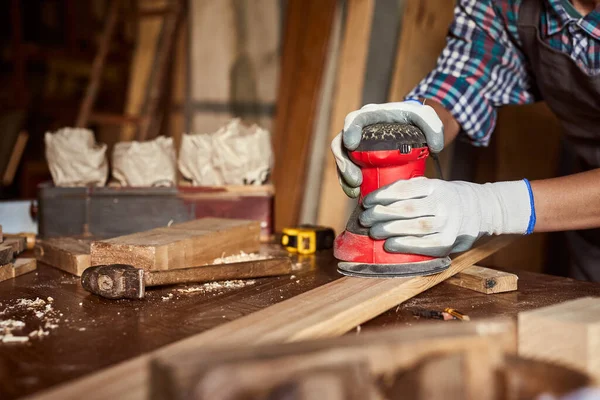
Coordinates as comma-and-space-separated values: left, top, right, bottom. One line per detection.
405, 0, 537, 146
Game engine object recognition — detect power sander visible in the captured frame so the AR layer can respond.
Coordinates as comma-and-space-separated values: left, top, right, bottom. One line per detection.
334, 122, 451, 278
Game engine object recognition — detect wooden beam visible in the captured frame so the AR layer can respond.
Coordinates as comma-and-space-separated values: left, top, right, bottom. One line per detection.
518, 297, 600, 383
0, 245, 13, 265
35, 238, 91, 277
0, 258, 36, 283
90, 218, 261, 270
76, 0, 121, 128
272, 0, 337, 231
316, 0, 375, 234
3, 236, 26, 257
446, 265, 518, 294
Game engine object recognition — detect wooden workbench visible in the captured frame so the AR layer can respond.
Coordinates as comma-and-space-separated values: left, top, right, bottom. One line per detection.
1, 249, 600, 399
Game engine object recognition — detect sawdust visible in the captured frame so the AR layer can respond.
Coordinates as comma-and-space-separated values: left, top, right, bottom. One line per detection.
161, 293, 174, 301
212, 251, 271, 264
177, 279, 256, 294
0, 297, 62, 344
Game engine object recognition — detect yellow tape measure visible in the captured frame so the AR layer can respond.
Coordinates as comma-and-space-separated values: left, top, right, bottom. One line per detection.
281, 225, 335, 255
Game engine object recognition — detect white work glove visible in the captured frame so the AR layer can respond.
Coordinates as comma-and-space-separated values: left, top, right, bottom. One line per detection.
331, 100, 444, 198
360, 177, 536, 257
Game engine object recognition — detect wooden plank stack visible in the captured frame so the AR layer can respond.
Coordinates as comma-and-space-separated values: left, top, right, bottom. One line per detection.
0, 225, 37, 283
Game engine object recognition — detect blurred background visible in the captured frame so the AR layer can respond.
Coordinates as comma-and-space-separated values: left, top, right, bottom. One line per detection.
0, 0, 563, 275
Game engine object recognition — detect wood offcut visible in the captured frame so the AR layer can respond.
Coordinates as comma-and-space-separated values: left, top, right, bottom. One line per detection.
35, 237, 91, 277
0, 258, 36, 283
90, 218, 261, 270
518, 297, 600, 382
446, 265, 518, 294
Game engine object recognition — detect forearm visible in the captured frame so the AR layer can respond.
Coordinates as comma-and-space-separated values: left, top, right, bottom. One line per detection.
531, 169, 600, 232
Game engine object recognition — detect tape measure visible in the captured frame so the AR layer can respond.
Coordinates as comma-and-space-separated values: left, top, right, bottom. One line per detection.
280, 225, 335, 255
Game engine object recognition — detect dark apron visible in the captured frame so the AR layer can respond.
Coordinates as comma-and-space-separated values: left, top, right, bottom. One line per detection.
517, 0, 600, 281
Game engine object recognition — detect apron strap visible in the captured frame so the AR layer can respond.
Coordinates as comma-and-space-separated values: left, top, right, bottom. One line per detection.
518, 0, 543, 27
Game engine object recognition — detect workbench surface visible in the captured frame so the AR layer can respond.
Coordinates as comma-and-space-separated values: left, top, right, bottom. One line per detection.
1, 249, 599, 399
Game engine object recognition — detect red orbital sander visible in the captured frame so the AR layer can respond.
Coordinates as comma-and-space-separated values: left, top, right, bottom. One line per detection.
334, 122, 451, 278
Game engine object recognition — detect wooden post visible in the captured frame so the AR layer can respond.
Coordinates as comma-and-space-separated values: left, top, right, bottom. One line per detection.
76, 0, 121, 128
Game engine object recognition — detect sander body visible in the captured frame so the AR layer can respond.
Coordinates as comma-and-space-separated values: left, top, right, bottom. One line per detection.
334, 123, 451, 278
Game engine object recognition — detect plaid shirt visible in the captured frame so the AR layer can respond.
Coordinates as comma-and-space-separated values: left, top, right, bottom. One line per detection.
406, 0, 600, 146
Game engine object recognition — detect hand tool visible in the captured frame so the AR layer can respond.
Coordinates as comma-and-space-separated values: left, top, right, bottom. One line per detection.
81, 257, 293, 300
334, 122, 451, 278
280, 225, 335, 255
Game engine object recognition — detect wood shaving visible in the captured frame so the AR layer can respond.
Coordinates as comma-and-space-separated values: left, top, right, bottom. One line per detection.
161, 293, 174, 301
177, 279, 256, 294
212, 251, 270, 264
0, 297, 62, 344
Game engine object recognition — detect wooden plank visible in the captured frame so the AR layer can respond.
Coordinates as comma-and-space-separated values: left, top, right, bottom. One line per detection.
272, 0, 337, 231
0, 258, 36, 283
35, 238, 91, 277
316, 0, 375, 234
159, 236, 514, 346
75, 0, 120, 128
0, 245, 13, 265
518, 297, 600, 383
446, 265, 518, 294
2, 130, 28, 186
151, 318, 511, 399
90, 218, 261, 270
29, 317, 515, 400
3, 236, 26, 256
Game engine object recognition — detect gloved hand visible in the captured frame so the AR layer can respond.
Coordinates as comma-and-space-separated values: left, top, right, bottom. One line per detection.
359, 177, 536, 257
331, 100, 445, 198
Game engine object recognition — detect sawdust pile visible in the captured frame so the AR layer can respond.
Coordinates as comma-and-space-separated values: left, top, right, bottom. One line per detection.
177, 280, 256, 294
0, 297, 60, 344
212, 251, 271, 264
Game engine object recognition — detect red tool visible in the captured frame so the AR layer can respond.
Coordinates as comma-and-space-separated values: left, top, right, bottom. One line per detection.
334, 123, 451, 278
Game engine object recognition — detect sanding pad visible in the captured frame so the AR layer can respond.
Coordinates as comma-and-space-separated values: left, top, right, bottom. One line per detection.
337, 257, 451, 278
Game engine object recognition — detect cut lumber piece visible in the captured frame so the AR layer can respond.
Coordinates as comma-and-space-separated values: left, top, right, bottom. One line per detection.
90, 218, 261, 270
518, 297, 600, 382
3, 236, 26, 256
316, 0, 375, 235
35, 238, 91, 277
2, 130, 28, 186
151, 318, 512, 400
29, 237, 515, 400
446, 265, 518, 294
0, 245, 13, 265
0, 258, 36, 282
272, 0, 337, 231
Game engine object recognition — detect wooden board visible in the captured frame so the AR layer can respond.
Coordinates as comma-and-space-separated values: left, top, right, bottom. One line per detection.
446, 265, 518, 294
161, 324, 506, 400
316, 0, 375, 234
3, 236, 26, 256
157, 236, 515, 346
2, 130, 28, 186
0, 245, 13, 265
272, 0, 337, 231
35, 238, 91, 277
90, 218, 261, 270
0, 258, 36, 283
518, 297, 600, 382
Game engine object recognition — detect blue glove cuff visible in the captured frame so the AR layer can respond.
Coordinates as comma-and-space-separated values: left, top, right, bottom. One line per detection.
405, 98, 423, 105
523, 178, 536, 235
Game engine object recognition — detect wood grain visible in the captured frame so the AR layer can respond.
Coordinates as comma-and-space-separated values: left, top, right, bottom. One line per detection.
316, 0, 375, 234
35, 238, 91, 277
518, 297, 600, 383
272, 0, 337, 231
90, 218, 261, 270
0, 258, 36, 282
446, 265, 518, 294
